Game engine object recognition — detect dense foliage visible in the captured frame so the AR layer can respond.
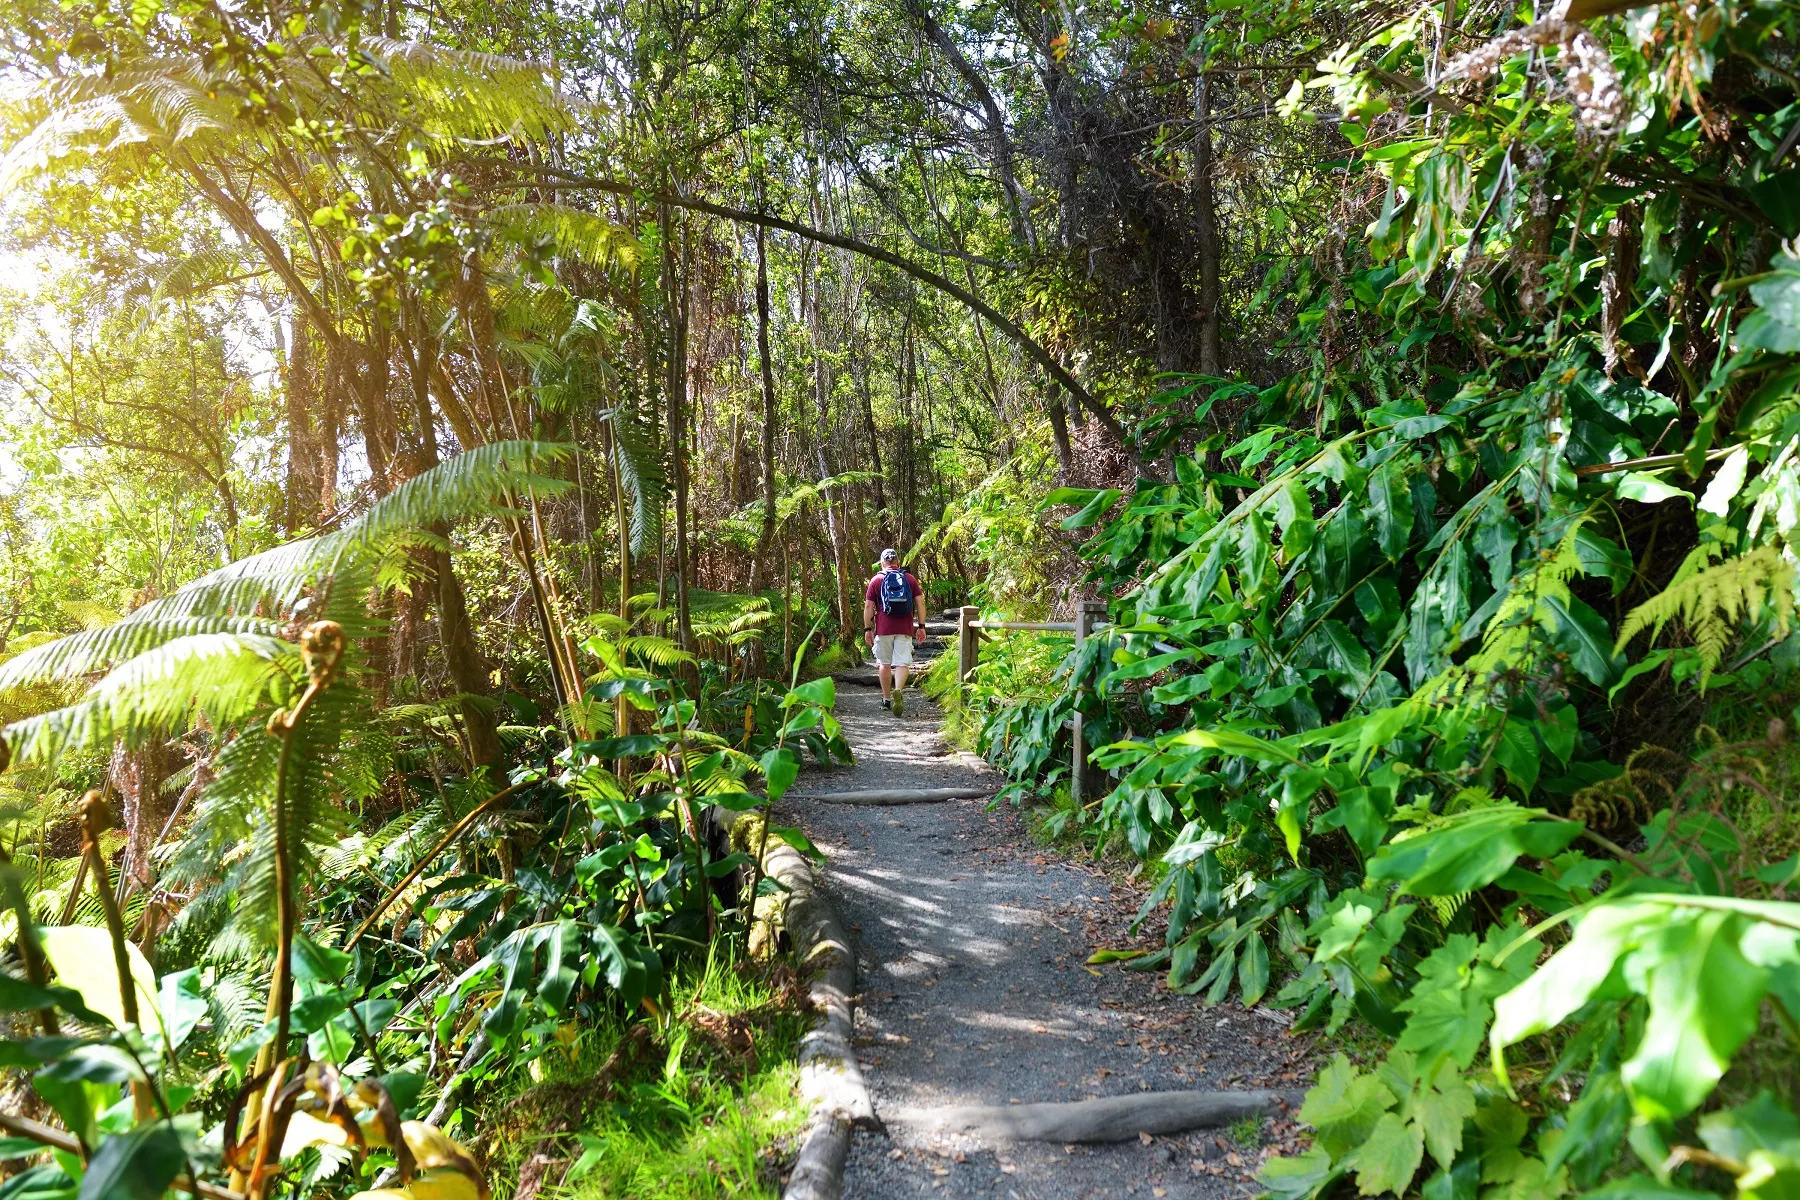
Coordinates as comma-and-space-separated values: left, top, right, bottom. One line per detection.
4, 0, 1800, 1193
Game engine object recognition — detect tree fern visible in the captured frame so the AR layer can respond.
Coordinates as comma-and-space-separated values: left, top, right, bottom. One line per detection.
490, 204, 641, 273
366, 36, 584, 145
3, 634, 301, 766
1616, 544, 1796, 683
0, 616, 284, 692
601, 408, 666, 557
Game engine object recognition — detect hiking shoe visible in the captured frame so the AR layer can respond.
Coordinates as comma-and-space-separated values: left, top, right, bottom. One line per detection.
880, 697, 891, 710
892, 692, 905, 718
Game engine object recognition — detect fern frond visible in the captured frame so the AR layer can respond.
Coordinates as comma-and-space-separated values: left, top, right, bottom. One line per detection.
618, 636, 695, 668
598, 409, 665, 557
330, 440, 573, 554
3, 634, 300, 766
1616, 545, 1795, 681
490, 204, 640, 273
0, 616, 284, 692
366, 37, 584, 144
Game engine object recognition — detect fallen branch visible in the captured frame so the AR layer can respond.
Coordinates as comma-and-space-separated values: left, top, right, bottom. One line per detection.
892, 1088, 1300, 1143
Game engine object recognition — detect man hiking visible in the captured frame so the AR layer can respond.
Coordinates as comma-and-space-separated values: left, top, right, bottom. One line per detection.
864, 548, 927, 716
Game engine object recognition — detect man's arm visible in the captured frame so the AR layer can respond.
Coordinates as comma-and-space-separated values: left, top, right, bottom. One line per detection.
863, 588, 877, 641
914, 576, 928, 637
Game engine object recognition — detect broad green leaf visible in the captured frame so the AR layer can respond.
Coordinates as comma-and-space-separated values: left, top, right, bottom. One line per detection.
1299, 1054, 1395, 1158
1238, 933, 1270, 1006
1615, 472, 1690, 505
769, 824, 824, 861
1370, 460, 1415, 561
1543, 594, 1624, 687
76, 1122, 184, 1200
1369, 806, 1579, 898
1491, 902, 1666, 1057
1260, 1147, 1343, 1200
785, 677, 835, 707
1163, 727, 1302, 765
1622, 909, 1766, 1121
38, 927, 157, 1035
1698, 444, 1750, 517
1061, 488, 1123, 529
156, 969, 206, 1053
1355, 1110, 1424, 1196
1493, 722, 1539, 795
1417, 1059, 1476, 1168
760, 747, 799, 801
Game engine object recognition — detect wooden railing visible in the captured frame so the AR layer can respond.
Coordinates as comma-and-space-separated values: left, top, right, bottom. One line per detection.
956, 601, 1108, 805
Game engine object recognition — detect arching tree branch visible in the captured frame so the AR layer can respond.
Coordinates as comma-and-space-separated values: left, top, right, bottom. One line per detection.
486, 162, 1129, 448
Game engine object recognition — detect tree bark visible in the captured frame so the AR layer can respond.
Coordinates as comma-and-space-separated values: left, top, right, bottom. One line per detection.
750, 220, 780, 596
284, 313, 322, 534
1192, 66, 1224, 377
662, 206, 696, 652
400, 303, 502, 769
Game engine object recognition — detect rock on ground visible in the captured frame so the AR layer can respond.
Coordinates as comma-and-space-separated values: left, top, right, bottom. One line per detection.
776, 682, 1316, 1199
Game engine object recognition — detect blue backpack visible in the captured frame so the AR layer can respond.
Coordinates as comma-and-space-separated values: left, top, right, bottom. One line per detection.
879, 569, 913, 618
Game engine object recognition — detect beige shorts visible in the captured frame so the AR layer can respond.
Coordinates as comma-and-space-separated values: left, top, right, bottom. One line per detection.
872, 634, 915, 667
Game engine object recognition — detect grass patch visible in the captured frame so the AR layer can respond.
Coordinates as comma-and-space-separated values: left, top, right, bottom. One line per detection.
1230, 1116, 1266, 1149
484, 948, 812, 1199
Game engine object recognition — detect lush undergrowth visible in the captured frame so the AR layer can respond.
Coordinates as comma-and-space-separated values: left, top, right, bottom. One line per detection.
487, 951, 811, 1200
0, 449, 847, 1199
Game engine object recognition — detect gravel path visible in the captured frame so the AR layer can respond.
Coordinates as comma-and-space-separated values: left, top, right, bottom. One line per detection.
775, 671, 1314, 1200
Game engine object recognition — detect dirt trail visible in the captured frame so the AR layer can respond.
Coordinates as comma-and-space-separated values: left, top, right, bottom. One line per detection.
776, 674, 1312, 1200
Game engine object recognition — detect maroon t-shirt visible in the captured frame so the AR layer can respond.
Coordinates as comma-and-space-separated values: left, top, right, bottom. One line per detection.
866, 570, 921, 636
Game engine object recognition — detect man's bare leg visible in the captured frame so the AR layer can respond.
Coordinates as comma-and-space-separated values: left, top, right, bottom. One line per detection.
894, 664, 909, 693
878, 662, 893, 702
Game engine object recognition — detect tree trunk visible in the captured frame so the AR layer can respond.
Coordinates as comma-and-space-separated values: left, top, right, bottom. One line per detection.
1192, 65, 1224, 377
661, 206, 695, 653
750, 222, 780, 596
284, 313, 322, 534
400, 304, 502, 770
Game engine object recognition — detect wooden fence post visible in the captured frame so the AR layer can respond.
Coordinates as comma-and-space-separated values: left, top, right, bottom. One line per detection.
957, 606, 979, 701
1071, 600, 1106, 807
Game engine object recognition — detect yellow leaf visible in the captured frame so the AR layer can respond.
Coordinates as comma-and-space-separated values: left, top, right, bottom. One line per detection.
281, 1110, 352, 1160
39, 925, 159, 1036
407, 1171, 484, 1200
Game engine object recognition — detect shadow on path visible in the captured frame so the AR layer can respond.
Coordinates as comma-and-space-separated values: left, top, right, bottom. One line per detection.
777, 681, 1309, 1200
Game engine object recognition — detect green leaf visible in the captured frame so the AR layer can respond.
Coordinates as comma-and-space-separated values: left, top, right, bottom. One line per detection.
1239, 933, 1271, 1007
77, 1123, 184, 1200
1061, 488, 1123, 529
1615, 473, 1691, 505
1370, 460, 1415, 562
1417, 1059, 1476, 1169
769, 825, 824, 861
1355, 1110, 1424, 1196
156, 969, 206, 1053
1299, 1054, 1396, 1158
1543, 594, 1624, 687
578, 734, 665, 759
1491, 902, 1664, 1058
1366, 806, 1580, 897
1622, 909, 1767, 1121
1162, 727, 1302, 765
785, 677, 835, 707
291, 933, 351, 985
1493, 722, 1539, 795
1260, 1147, 1344, 1200
0, 972, 104, 1026
760, 747, 799, 801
